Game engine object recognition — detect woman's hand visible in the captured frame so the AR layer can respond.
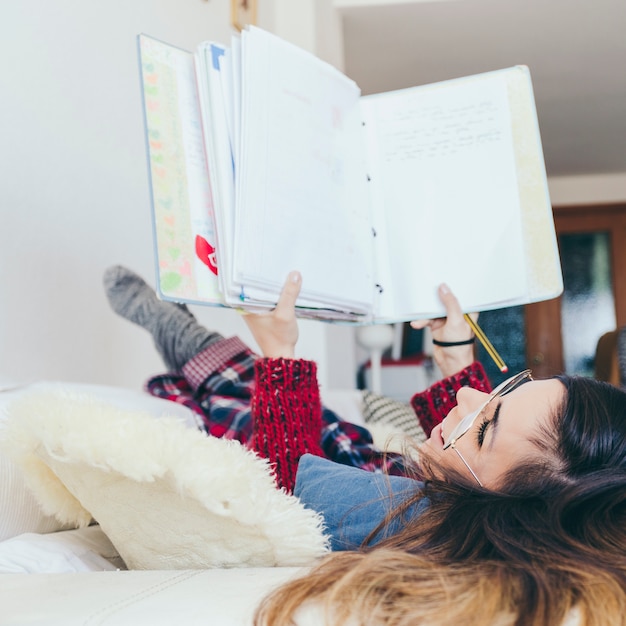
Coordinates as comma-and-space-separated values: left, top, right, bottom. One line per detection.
410, 284, 475, 378
242, 271, 302, 359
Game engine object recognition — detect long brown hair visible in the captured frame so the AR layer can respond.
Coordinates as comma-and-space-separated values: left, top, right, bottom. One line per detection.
255, 376, 626, 625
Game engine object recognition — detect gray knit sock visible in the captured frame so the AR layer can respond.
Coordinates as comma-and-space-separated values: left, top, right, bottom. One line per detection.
103, 265, 223, 371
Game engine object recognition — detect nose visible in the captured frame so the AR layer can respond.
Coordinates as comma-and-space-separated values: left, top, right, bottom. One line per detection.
452, 386, 489, 425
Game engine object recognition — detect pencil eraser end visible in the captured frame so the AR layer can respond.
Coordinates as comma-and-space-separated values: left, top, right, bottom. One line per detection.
500, 366, 509, 373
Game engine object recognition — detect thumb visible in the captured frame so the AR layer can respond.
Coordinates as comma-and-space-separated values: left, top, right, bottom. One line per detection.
274, 270, 302, 314
438, 283, 464, 320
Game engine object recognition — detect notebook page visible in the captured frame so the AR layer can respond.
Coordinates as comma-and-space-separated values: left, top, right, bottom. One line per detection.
362, 68, 530, 320
233, 27, 375, 315
229, 36, 242, 175
507, 69, 562, 303
195, 35, 355, 315
138, 35, 221, 304
195, 42, 238, 301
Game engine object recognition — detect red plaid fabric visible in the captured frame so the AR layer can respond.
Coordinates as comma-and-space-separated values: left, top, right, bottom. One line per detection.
181, 336, 250, 390
145, 336, 491, 491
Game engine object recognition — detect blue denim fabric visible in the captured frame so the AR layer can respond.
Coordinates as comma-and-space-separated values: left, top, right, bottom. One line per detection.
294, 454, 429, 551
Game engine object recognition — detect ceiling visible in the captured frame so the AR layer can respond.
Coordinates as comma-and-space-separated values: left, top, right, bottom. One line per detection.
337, 0, 626, 177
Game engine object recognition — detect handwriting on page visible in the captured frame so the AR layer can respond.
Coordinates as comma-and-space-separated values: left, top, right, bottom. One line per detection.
380, 99, 503, 162
140, 36, 220, 301
362, 76, 527, 316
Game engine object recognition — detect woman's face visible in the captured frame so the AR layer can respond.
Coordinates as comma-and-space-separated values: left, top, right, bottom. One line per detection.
422, 378, 565, 488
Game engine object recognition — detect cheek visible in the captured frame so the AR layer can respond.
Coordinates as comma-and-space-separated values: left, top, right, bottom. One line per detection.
449, 438, 479, 469
419, 436, 458, 466
438, 445, 475, 477
470, 447, 521, 489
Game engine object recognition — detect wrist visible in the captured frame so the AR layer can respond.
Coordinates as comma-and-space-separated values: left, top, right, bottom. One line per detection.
432, 338, 475, 348
262, 345, 295, 359
433, 342, 475, 378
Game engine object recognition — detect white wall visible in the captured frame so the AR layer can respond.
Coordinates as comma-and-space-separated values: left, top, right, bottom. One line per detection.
548, 173, 626, 206
0, 0, 354, 392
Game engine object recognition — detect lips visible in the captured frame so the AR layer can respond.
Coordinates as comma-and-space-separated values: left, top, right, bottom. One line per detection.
429, 423, 445, 450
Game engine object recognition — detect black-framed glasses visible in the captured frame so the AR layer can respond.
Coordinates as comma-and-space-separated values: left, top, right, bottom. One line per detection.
442, 369, 533, 486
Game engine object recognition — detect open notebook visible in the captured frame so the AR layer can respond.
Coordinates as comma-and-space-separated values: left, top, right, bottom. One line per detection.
137, 27, 562, 323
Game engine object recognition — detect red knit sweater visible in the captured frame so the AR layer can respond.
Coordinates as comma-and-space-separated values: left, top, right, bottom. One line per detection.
251, 358, 325, 492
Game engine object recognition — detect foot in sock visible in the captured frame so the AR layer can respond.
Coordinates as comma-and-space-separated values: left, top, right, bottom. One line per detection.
103, 265, 223, 371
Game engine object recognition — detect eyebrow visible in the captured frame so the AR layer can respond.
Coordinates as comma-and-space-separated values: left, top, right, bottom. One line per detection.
485, 401, 502, 450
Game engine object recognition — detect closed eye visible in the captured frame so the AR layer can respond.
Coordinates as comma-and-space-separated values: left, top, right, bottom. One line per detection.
477, 415, 490, 447
477, 403, 502, 448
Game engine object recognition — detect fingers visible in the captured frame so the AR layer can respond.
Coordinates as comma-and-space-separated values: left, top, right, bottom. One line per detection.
410, 318, 445, 331
415, 284, 476, 377
437, 283, 464, 321
274, 270, 302, 317
408, 284, 463, 330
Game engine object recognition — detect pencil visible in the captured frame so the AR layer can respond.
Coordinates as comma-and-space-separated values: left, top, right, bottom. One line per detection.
464, 313, 509, 373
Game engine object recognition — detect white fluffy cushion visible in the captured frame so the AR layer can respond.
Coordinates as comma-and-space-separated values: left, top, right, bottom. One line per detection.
0, 382, 199, 542
1, 389, 329, 570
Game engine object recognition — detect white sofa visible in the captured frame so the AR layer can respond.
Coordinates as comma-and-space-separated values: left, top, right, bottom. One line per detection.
2, 565, 313, 625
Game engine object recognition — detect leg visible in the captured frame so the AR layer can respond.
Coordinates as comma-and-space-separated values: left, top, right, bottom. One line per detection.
103, 265, 223, 371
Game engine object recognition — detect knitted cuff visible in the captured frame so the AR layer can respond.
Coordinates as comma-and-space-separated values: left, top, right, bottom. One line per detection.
251, 358, 324, 492
410, 361, 491, 437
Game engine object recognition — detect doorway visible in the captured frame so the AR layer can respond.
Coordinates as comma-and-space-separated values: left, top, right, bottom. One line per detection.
524, 203, 626, 379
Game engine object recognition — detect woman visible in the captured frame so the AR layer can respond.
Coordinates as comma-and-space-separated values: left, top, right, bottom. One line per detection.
105, 266, 626, 625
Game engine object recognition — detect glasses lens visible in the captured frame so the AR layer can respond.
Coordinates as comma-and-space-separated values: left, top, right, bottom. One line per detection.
496, 369, 532, 397
443, 370, 532, 449
445, 405, 482, 445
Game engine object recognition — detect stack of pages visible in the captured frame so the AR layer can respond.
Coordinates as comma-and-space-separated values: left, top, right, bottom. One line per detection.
138, 27, 562, 323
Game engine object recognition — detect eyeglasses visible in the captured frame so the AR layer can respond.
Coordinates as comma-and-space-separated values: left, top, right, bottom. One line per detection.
443, 369, 533, 486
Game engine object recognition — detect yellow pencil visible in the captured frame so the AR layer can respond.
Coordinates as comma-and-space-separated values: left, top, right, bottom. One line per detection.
464, 313, 508, 373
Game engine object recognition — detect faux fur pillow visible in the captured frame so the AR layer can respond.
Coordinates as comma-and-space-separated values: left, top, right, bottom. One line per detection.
0, 381, 202, 542
2, 389, 329, 570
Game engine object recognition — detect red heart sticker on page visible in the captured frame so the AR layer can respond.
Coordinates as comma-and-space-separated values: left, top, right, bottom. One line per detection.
195, 235, 218, 275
